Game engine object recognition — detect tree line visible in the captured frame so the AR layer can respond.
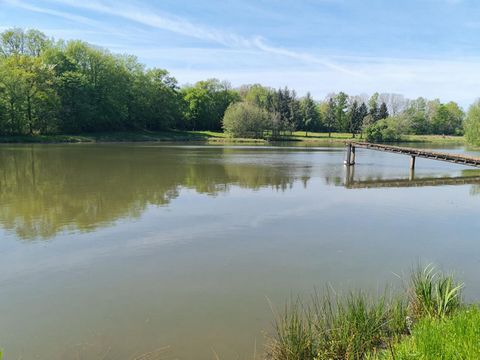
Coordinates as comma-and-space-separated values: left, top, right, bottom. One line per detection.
1, 28, 479, 143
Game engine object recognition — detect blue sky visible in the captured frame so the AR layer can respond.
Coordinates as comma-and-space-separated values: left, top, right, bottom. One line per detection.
2, 0, 480, 106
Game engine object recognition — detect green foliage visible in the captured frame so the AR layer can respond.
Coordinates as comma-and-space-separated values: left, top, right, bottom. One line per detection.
334, 92, 349, 132
347, 101, 368, 137
267, 299, 317, 360
364, 118, 404, 143
0, 28, 184, 135
373, 306, 480, 360
430, 102, 464, 135
403, 98, 428, 135
269, 87, 301, 135
267, 265, 466, 360
409, 264, 463, 319
267, 290, 407, 360
222, 102, 269, 138
401, 98, 464, 136
0, 54, 59, 134
322, 98, 336, 137
378, 102, 389, 120
465, 100, 480, 146
181, 79, 240, 131
299, 93, 321, 135
240, 83, 273, 109
368, 93, 380, 121
0, 28, 468, 138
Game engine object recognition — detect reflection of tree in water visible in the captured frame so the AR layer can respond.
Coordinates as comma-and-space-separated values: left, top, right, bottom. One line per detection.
470, 185, 480, 196
0, 146, 311, 240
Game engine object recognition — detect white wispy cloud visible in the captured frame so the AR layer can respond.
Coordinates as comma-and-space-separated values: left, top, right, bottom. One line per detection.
168, 57, 480, 107
8, 0, 362, 76
3, 0, 101, 27
4, 0, 480, 106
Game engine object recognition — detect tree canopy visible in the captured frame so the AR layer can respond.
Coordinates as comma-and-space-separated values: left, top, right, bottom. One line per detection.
465, 101, 480, 146
0, 28, 469, 140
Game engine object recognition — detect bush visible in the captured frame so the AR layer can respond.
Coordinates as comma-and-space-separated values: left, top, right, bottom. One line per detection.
222, 101, 269, 138
364, 117, 406, 143
465, 100, 480, 146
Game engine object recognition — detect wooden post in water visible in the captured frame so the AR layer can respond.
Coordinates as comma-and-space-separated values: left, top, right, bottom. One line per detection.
345, 163, 355, 186
351, 146, 356, 165
410, 156, 416, 170
344, 144, 352, 166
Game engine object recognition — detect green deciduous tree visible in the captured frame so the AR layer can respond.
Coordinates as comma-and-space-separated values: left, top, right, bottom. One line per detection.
465, 100, 480, 146
0, 27, 472, 139
0, 55, 58, 134
222, 101, 269, 138
182, 79, 240, 131
323, 98, 336, 137
431, 102, 464, 135
404, 97, 428, 135
334, 92, 349, 132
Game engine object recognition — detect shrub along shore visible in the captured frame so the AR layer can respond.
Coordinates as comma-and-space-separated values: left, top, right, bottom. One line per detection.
265, 265, 478, 360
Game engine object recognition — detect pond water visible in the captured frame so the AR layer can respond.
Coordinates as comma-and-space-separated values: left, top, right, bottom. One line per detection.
1, 142, 480, 359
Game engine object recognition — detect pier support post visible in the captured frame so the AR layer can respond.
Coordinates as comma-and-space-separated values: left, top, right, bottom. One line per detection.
344, 144, 355, 166
344, 144, 352, 166
410, 156, 416, 170
345, 163, 355, 186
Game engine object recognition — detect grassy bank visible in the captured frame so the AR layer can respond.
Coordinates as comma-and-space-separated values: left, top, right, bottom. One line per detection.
372, 306, 480, 359
289, 132, 465, 145
266, 265, 474, 360
0, 130, 264, 144
0, 130, 465, 145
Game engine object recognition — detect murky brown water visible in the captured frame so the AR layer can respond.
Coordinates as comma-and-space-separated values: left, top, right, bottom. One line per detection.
1, 143, 480, 359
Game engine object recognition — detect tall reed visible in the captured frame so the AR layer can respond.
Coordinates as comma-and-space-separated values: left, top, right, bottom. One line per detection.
266, 290, 407, 360
266, 265, 464, 360
409, 264, 463, 319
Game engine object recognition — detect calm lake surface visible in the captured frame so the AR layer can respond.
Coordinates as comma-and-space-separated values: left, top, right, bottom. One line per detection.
1, 142, 480, 359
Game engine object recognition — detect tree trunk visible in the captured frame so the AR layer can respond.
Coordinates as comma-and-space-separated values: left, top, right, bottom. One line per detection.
27, 95, 33, 135
9, 99, 15, 133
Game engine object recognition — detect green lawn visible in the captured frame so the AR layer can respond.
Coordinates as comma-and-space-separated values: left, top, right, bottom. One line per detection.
372, 306, 480, 359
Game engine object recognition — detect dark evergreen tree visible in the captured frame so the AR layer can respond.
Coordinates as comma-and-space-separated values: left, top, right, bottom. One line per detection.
299, 92, 321, 136
348, 100, 366, 138
379, 102, 389, 120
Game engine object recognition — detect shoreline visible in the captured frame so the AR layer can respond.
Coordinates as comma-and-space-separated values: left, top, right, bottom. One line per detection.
0, 131, 466, 145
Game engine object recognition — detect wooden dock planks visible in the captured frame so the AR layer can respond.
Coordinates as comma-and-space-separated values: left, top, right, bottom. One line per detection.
348, 142, 480, 168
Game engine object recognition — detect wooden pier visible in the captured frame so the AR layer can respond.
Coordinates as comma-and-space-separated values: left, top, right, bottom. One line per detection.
344, 142, 480, 169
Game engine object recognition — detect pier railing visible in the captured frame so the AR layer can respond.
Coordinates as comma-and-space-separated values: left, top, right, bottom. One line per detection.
345, 142, 480, 169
